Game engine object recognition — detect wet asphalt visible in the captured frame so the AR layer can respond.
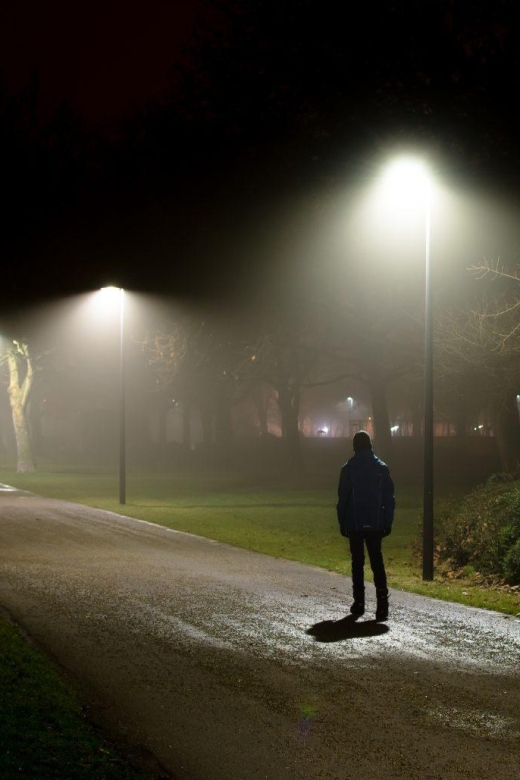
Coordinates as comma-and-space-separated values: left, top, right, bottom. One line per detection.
0, 486, 519, 780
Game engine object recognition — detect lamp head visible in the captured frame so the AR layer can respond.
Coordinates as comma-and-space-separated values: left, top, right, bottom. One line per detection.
381, 156, 431, 201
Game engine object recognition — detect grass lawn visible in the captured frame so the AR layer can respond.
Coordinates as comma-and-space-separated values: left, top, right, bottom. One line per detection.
3, 466, 520, 616
0, 614, 145, 778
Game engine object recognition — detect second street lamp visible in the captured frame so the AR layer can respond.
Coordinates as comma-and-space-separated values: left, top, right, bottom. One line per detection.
423, 174, 433, 581
100, 286, 126, 505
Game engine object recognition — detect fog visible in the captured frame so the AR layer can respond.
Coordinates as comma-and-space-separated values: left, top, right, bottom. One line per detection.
1, 170, 518, 488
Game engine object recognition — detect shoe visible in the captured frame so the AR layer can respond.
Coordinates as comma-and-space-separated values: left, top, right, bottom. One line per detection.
350, 600, 365, 616
375, 597, 389, 621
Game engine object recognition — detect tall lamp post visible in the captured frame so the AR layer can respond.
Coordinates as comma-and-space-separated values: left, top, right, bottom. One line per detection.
101, 287, 126, 505
423, 177, 433, 581
380, 158, 433, 581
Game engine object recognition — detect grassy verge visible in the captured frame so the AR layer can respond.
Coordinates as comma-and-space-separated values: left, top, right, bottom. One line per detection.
2, 467, 519, 616
0, 614, 146, 779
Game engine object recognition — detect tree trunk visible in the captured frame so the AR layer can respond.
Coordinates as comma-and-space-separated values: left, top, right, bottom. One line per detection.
278, 384, 303, 473
252, 384, 269, 437
182, 398, 192, 450
493, 393, 520, 473
453, 398, 468, 441
214, 383, 234, 449
367, 371, 393, 462
7, 348, 35, 473
200, 405, 213, 448
10, 402, 34, 472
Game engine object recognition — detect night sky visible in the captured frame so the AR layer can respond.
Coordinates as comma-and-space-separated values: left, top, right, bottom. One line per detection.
1, 0, 520, 317
0, 1, 198, 122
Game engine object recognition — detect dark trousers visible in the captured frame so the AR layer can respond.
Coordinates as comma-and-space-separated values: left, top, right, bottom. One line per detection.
348, 531, 387, 600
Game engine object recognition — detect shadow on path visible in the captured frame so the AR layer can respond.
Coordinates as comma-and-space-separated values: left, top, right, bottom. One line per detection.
306, 615, 390, 642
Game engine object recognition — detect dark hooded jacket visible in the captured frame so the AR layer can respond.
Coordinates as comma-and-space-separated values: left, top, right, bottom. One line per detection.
336, 450, 395, 537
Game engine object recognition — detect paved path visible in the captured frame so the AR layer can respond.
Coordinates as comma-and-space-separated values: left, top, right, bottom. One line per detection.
0, 486, 519, 779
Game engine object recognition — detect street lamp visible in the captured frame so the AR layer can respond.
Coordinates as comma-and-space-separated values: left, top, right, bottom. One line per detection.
100, 287, 126, 505
381, 158, 433, 581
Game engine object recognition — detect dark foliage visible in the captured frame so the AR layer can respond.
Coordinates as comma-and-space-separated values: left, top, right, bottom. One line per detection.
0, 617, 143, 778
437, 477, 520, 584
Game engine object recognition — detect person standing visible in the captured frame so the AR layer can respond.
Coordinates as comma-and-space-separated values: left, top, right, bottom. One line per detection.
336, 430, 395, 620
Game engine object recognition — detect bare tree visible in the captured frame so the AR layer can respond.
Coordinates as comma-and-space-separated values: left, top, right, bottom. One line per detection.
1, 339, 36, 472
325, 276, 424, 462
236, 298, 357, 472
239, 324, 318, 472
436, 261, 520, 472
470, 259, 520, 351
144, 317, 240, 452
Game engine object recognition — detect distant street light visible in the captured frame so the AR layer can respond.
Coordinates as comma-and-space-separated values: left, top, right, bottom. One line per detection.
380, 158, 433, 581
100, 287, 126, 505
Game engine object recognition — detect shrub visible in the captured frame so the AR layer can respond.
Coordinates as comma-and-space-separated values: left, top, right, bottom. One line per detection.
437, 478, 520, 584
503, 540, 520, 583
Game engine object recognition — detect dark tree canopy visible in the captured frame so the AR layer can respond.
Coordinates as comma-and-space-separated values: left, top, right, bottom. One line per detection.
2, 0, 520, 312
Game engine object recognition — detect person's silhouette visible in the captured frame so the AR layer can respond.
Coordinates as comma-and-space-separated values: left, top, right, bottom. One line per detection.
336, 431, 395, 621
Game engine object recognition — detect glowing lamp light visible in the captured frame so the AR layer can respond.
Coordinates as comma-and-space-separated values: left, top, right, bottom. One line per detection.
100, 285, 122, 300
380, 157, 431, 209
92, 286, 124, 319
